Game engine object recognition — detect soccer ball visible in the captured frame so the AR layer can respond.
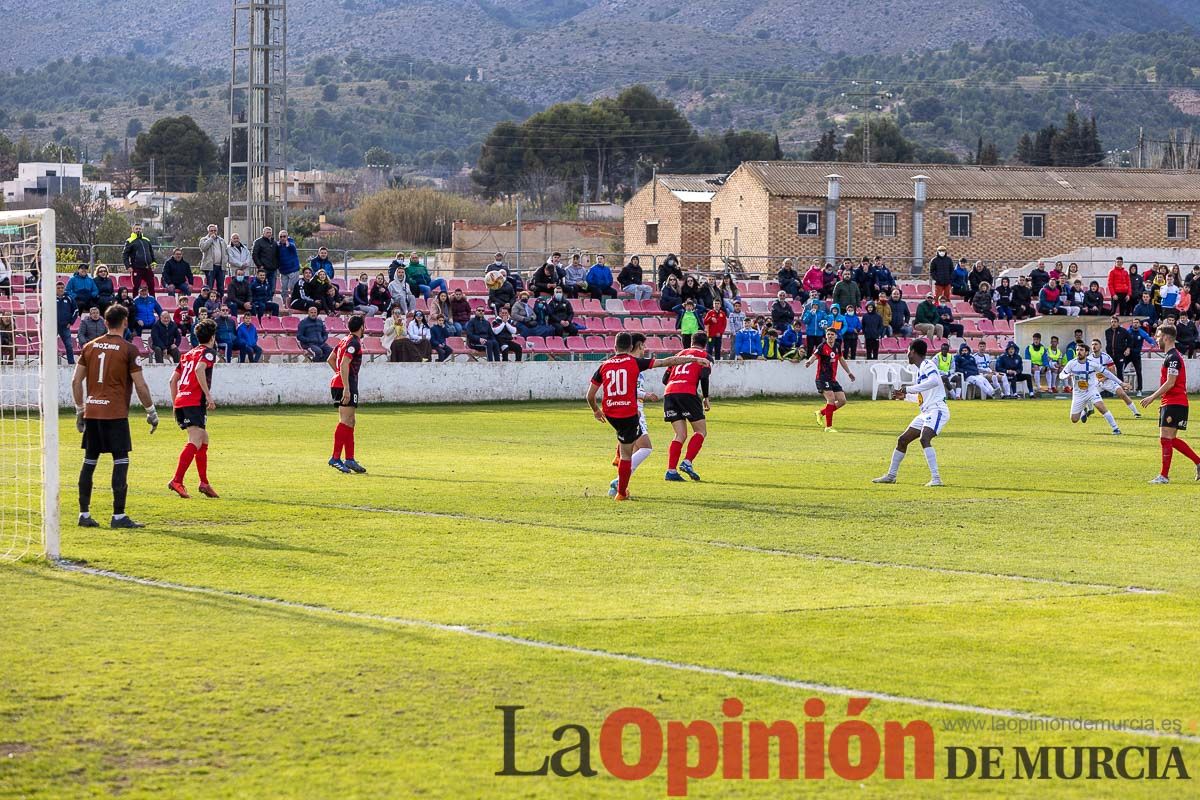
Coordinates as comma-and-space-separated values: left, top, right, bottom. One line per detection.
484, 270, 507, 290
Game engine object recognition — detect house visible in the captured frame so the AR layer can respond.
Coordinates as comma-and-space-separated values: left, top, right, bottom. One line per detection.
284, 170, 355, 211
622, 173, 724, 270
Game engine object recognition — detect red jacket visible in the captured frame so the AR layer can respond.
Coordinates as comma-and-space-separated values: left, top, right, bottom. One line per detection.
1107, 265, 1130, 297
704, 309, 727, 336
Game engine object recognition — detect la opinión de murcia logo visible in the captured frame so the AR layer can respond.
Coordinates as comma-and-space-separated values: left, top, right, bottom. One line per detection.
496, 700, 1191, 796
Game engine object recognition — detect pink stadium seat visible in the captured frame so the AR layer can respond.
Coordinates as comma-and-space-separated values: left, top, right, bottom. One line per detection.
579, 299, 603, 314
466, 279, 486, 294
416, 298, 429, 312
976, 318, 995, 334
158, 295, 179, 312
364, 316, 385, 334
623, 318, 644, 332
744, 281, 766, 297
602, 317, 623, 332
447, 278, 468, 293
565, 335, 587, 352
115, 275, 133, 290
542, 337, 569, 358
259, 316, 283, 333
993, 320, 1014, 335
763, 281, 781, 295
523, 335, 547, 351
325, 316, 348, 334
953, 301, 972, 316
280, 316, 300, 332
362, 338, 386, 357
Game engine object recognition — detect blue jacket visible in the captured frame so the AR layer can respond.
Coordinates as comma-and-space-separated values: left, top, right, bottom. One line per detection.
801, 302, 826, 337
951, 265, 970, 291
778, 327, 805, 352
56, 295, 76, 328
585, 263, 613, 290
430, 324, 448, 348
278, 241, 301, 275
873, 266, 895, 291
861, 311, 884, 339
215, 316, 237, 344
954, 347, 979, 378
733, 328, 762, 358
996, 344, 1023, 375
842, 313, 862, 336
65, 274, 97, 303
296, 316, 327, 347
133, 295, 162, 326
309, 256, 335, 279
236, 322, 259, 349
251, 277, 273, 304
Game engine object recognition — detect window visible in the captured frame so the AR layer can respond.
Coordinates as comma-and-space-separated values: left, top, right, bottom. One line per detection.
797, 211, 820, 237
1022, 214, 1044, 239
948, 213, 972, 238
873, 212, 897, 238
645, 222, 658, 245
1167, 215, 1189, 240
1095, 215, 1117, 239
713, 217, 720, 233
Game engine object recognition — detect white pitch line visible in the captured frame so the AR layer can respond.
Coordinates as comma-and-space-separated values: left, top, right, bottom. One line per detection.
335, 504, 1165, 596
54, 561, 1199, 745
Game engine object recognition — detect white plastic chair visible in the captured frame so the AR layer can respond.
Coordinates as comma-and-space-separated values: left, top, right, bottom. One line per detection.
870, 362, 901, 400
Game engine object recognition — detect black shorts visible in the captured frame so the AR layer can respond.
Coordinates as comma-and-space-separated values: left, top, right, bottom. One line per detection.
81, 418, 132, 455
331, 386, 359, 408
174, 406, 207, 430
1159, 404, 1189, 430
663, 394, 705, 423
606, 414, 642, 445
816, 379, 844, 394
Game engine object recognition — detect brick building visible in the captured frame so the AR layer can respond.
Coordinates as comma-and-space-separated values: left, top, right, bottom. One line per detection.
699, 161, 1200, 276
623, 174, 724, 270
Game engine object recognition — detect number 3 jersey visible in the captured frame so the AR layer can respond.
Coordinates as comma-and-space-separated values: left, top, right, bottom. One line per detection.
174, 345, 218, 409
591, 354, 655, 418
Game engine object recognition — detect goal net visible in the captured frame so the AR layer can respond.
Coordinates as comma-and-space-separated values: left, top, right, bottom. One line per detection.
0, 210, 58, 560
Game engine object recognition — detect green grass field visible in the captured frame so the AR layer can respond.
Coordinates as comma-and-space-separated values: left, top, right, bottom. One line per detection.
3, 397, 1200, 798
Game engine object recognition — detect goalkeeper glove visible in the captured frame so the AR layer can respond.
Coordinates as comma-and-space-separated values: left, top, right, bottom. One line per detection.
146, 405, 159, 434
75, 406, 86, 433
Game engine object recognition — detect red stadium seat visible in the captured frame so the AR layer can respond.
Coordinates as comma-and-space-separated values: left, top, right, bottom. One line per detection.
280, 316, 300, 332
364, 316, 385, 334
602, 317, 623, 332
447, 278, 468, 293
743, 280, 766, 297
466, 279, 486, 294
976, 318, 995, 335
541, 337, 569, 358
584, 335, 607, 352
579, 299, 603, 314
325, 316, 348, 334
259, 316, 283, 333
763, 281, 781, 295
623, 318, 643, 332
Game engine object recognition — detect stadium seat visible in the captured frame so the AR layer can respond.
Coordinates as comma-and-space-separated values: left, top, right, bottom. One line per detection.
523, 335, 547, 352
605, 300, 626, 314
280, 316, 300, 332
259, 316, 283, 333
466, 279, 486, 294
976, 319, 995, 335
602, 317, 623, 332
541, 337, 569, 359
325, 316, 348, 334
623, 318, 644, 332
763, 281, 781, 295
447, 278, 468, 293
743, 280, 765, 296
364, 316, 385, 334
580, 299, 603, 314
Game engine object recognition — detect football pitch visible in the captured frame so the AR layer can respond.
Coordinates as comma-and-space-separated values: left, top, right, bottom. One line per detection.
3, 397, 1199, 798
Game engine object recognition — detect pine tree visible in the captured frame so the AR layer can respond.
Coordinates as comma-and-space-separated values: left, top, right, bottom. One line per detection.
809, 129, 840, 161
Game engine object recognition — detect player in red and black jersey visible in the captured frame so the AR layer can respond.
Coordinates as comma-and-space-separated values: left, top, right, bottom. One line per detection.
168, 319, 219, 499
1141, 323, 1199, 483
587, 331, 707, 501
662, 331, 712, 482
329, 315, 367, 474
804, 328, 857, 432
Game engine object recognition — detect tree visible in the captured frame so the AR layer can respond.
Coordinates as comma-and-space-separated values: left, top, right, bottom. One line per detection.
840, 117, 915, 163
163, 189, 228, 244
50, 186, 122, 249
809, 129, 841, 161
363, 146, 394, 168
130, 116, 219, 192
322, 83, 339, 102
472, 121, 526, 198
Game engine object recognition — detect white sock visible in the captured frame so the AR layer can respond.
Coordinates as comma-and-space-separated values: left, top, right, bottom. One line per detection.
79, 511, 90, 519
630, 447, 653, 473
923, 447, 940, 481
112, 513, 126, 520
1126, 401, 1138, 415
1103, 411, 1118, 431
887, 449, 905, 477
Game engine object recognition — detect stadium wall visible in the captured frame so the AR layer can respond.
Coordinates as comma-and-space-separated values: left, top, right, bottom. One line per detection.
43, 358, 1183, 409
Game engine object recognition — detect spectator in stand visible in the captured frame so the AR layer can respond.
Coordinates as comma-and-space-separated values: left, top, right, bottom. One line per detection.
93, 264, 116, 312
486, 268, 516, 311
659, 275, 684, 318
832, 268, 861, 311
305, 270, 333, 313
310, 245, 335, 280
406, 252, 448, 299
250, 268, 279, 320
862, 301, 883, 360
928, 246, 954, 304
1148, 264, 1169, 314
1175, 315, 1197, 358
546, 289, 578, 338
429, 314, 453, 362
777, 258, 802, 299
490, 307, 522, 361
585, 255, 617, 305
1028, 261, 1050, 296
761, 326, 782, 360
562, 254, 588, 298
198, 224, 228, 291
994, 277, 1014, 321
853, 258, 876, 303
802, 261, 825, 297
173, 306, 193, 341
678, 299, 702, 349
1160, 278, 1181, 316
123, 223, 156, 295
1107, 256, 1130, 314
54, 283, 77, 364
213, 306, 238, 362
888, 289, 911, 337
951, 258, 970, 299
1187, 266, 1200, 318
801, 297, 827, 352
1023, 333, 1050, 393
189, 308, 212, 346
717, 273, 740, 313
77, 305, 106, 347
967, 261, 992, 303
1126, 321, 1153, 393
1011, 275, 1034, 320
703, 304, 727, 360
325, 283, 354, 314
955, 343, 995, 399
1126, 262, 1146, 311
658, 253, 683, 287
842, 305, 862, 359
732, 317, 763, 359
0, 253, 9, 296
387, 269, 417, 316
618, 256, 651, 301
972, 281, 996, 321
512, 291, 551, 337
875, 292, 893, 336
530, 255, 564, 296
227, 233, 251, 289
65, 264, 98, 313
873, 257, 896, 295
826, 302, 846, 341
727, 300, 746, 335
251, 226, 278, 296
779, 320, 806, 362
680, 275, 706, 314
296, 306, 332, 362
465, 306, 499, 361
403, 310, 433, 361
131, 286, 162, 336
150, 309, 181, 364
482, 252, 508, 275
1038, 278, 1069, 316
276, 231, 302, 302
225, 266, 253, 316
441, 288, 468, 334
351, 273, 377, 316
235, 312, 262, 363
368, 274, 390, 315
770, 290, 796, 333
161, 247, 195, 296
386, 251, 406, 283
1132, 291, 1157, 324
1048, 261, 1064, 283
819, 262, 838, 300
996, 341, 1033, 398
382, 308, 408, 362
914, 293, 942, 338
697, 275, 722, 312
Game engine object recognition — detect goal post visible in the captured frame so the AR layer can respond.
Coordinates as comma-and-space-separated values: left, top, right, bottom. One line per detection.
0, 209, 58, 560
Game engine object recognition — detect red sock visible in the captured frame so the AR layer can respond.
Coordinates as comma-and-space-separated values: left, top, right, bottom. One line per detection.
668, 440, 683, 470
1172, 437, 1200, 465
617, 458, 632, 495
684, 433, 705, 462
343, 425, 355, 460
1161, 438, 1174, 478
195, 444, 209, 484
332, 424, 346, 460
173, 443, 197, 483
823, 403, 836, 427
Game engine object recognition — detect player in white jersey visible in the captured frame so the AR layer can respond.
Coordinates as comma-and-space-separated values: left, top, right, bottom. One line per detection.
1060, 344, 1126, 435
1088, 339, 1141, 419
609, 374, 660, 496
873, 340, 948, 486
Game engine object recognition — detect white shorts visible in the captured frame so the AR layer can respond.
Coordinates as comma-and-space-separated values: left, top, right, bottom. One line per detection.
1098, 378, 1121, 394
637, 408, 648, 437
1070, 390, 1101, 416
909, 404, 950, 435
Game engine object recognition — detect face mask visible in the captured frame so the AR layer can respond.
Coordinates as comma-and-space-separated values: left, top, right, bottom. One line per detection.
236, 276, 245, 282
554, 293, 563, 300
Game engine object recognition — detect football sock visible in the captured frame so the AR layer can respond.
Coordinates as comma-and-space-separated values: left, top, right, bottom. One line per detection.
344, 426, 355, 460
1161, 437, 1174, 477
78, 458, 97, 512
195, 444, 209, 484
112, 457, 129, 515
617, 458, 632, 495
923, 447, 940, 481
1102, 411, 1118, 431
1125, 401, 1138, 415
630, 447, 653, 473
332, 423, 349, 460
684, 433, 705, 462
1172, 438, 1200, 465
887, 449, 905, 478
173, 444, 197, 483
668, 440, 683, 471
823, 403, 836, 427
